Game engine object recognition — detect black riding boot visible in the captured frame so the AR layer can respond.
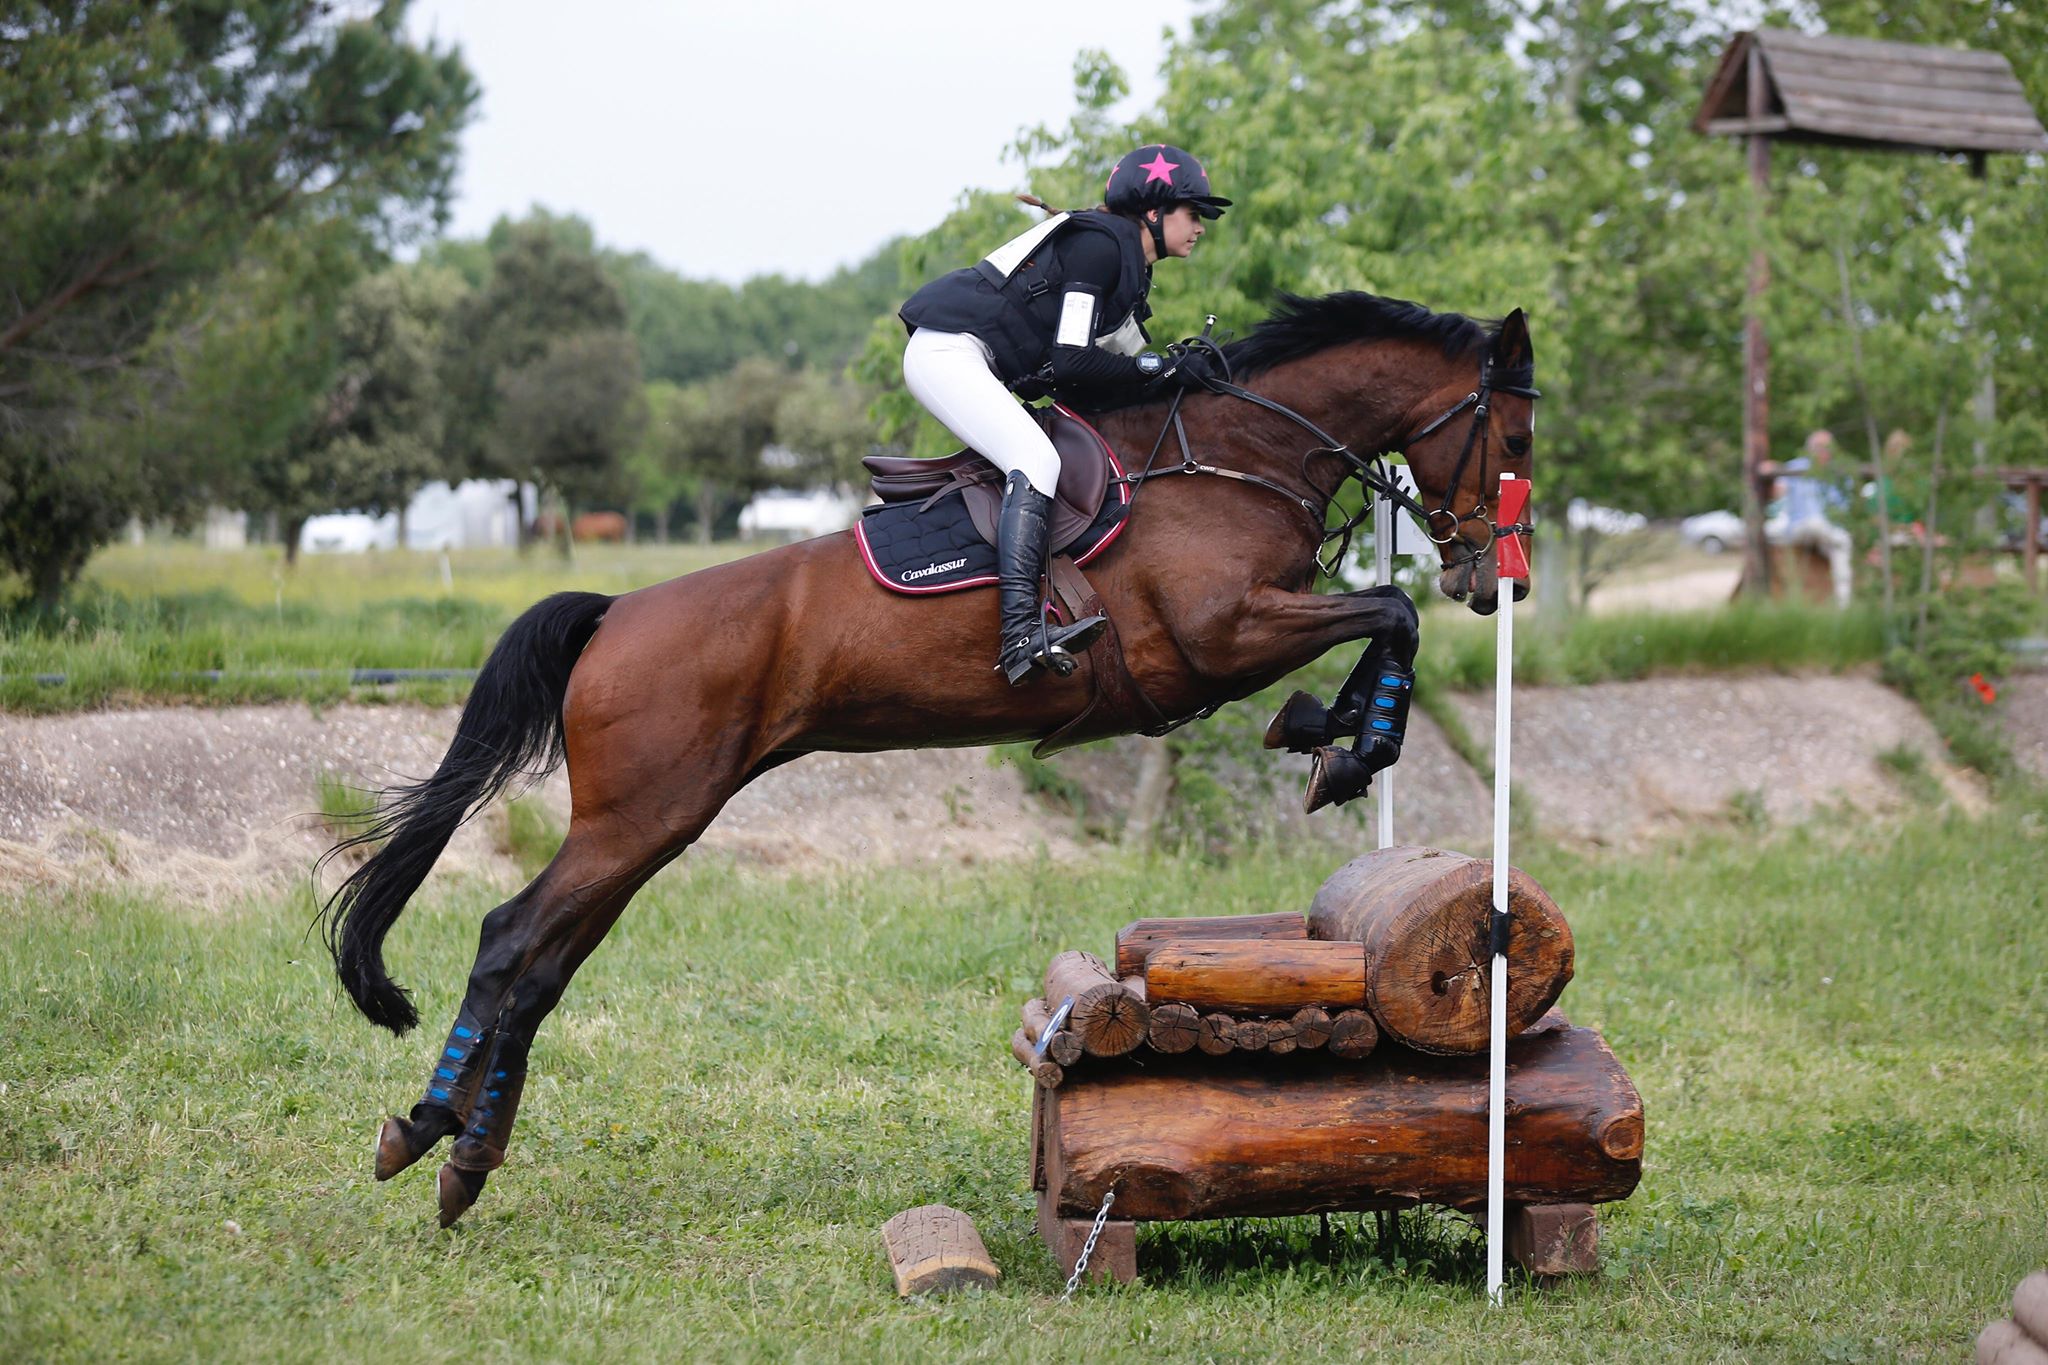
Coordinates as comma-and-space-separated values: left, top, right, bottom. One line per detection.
994, 471, 1107, 684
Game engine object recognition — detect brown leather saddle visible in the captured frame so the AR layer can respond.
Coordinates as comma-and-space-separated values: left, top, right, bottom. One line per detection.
861, 404, 1116, 553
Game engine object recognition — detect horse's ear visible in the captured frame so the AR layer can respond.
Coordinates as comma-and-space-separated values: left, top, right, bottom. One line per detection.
1492, 308, 1532, 370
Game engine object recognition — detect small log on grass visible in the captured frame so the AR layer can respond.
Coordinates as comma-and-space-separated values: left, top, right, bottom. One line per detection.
1326, 1009, 1379, 1060
2015, 1273, 2048, 1349
1196, 1012, 1235, 1056
1308, 846, 1574, 1056
1010, 1027, 1063, 1089
1978, 1320, 2048, 1365
1043, 950, 1150, 1057
1022, 997, 1082, 1067
1291, 1006, 1333, 1050
1147, 1002, 1201, 1054
1143, 939, 1367, 1014
1114, 912, 1307, 977
880, 1204, 1001, 1296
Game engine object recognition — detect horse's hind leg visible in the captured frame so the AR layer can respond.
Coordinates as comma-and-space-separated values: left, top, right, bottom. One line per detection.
419, 810, 695, 1227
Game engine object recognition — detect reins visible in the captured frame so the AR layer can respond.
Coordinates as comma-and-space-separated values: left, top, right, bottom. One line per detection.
1111, 327, 1540, 580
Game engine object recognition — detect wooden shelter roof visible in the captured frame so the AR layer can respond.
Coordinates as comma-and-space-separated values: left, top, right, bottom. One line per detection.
1694, 28, 2048, 155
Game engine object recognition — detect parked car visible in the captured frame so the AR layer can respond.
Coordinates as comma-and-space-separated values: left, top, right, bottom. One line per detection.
1682, 508, 1792, 553
1680, 509, 1744, 554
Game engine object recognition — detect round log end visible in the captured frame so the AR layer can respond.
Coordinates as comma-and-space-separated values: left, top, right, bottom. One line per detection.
1598, 1111, 1646, 1161
1148, 1002, 1201, 1054
1326, 1009, 1379, 1060
1291, 1006, 1333, 1050
1196, 1013, 1235, 1056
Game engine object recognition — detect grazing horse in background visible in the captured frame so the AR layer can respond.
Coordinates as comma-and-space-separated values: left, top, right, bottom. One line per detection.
323, 292, 1539, 1227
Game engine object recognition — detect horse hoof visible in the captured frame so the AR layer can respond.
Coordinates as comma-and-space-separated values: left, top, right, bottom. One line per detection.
1265, 690, 1328, 752
375, 1115, 429, 1181
1304, 746, 1373, 813
436, 1163, 488, 1228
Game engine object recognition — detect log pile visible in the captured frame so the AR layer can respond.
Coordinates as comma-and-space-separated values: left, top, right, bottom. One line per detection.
1008, 845, 1641, 1286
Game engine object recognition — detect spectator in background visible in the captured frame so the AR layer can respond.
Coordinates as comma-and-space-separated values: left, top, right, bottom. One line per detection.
1761, 429, 1852, 607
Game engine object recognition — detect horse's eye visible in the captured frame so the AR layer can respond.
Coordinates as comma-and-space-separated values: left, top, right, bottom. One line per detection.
1506, 435, 1531, 457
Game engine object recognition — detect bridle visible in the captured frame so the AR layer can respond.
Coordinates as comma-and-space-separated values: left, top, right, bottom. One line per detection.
1117, 330, 1540, 579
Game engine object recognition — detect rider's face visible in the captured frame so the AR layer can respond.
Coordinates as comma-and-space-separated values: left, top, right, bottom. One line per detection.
1151, 204, 1205, 259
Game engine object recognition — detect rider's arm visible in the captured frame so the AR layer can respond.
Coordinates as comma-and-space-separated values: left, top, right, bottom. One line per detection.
1040, 231, 1151, 391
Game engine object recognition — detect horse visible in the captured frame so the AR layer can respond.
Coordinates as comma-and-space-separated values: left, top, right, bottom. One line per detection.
324, 291, 1539, 1228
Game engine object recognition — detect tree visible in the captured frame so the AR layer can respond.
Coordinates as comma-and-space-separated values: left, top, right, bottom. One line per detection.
625, 381, 696, 542
639, 358, 791, 543
491, 330, 647, 552
440, 215, 633, 478
773, 368, 888, 487
0, 0, 475, 604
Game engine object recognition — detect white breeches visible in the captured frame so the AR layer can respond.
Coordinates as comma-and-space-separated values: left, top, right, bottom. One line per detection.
1780, 518, 1853, 607
901, 329, 1061, 496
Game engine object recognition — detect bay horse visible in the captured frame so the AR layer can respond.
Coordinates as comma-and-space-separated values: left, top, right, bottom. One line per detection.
324, 291, 1538, 1227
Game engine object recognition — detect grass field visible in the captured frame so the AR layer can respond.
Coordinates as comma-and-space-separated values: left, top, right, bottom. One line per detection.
4, 795, 2044, 1362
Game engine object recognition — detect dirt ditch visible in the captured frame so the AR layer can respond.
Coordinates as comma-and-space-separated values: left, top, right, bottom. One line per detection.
0, 671, 2012, 902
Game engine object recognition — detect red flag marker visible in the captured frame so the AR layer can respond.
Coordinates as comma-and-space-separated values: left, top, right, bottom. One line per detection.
1495, 475, 1530, 581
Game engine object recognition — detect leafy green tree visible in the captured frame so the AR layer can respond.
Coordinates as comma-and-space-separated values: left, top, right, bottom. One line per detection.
440, 216, 633, 480
0, 0, 475, 604
773, 368, 888, 487
491, 330, 648, 551
624, 381, 696, 542
644, 357, 792, 543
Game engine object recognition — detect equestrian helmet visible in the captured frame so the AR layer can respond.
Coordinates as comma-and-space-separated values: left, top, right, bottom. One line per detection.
1104, 144, 1230, 220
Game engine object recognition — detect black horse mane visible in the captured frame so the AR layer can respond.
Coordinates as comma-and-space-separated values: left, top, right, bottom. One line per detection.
1221, 291, 1498, 378
1073, 290, 1499, 414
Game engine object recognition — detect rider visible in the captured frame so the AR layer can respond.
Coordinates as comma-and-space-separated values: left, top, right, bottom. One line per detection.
898, 144, 1229, 684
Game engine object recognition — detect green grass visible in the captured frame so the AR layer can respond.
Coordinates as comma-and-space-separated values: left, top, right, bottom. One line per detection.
0, 542, 751, 713
3, 796, 2044, 1361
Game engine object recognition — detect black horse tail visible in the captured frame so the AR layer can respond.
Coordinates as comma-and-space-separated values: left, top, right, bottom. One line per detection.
320, 591, 613, 1034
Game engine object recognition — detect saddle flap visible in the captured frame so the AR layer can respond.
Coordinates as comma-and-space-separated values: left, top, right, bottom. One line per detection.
867, 405, 1114, 554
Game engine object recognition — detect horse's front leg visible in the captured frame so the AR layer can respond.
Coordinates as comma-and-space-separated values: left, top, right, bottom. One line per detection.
1212, 584, 1419, 813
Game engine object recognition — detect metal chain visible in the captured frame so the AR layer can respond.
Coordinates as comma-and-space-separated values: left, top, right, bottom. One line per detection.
1059, 1188, 1116, 1301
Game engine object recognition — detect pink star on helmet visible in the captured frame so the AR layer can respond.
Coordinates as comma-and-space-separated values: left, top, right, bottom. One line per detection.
1138, 150, 1180, 185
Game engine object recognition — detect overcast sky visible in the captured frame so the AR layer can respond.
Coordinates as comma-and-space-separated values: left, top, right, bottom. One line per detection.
405, 1, 1199, 284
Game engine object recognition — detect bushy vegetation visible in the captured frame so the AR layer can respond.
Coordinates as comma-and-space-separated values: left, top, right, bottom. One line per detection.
2, 797, 2042, 1360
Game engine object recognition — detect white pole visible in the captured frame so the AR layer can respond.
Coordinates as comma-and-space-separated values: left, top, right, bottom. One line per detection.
1485, 472, 1522, 1307
1374, 491, 1395, 851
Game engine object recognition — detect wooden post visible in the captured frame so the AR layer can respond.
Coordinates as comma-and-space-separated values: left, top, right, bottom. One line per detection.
1506, 1203, 1600, 1278
2026, 477, 2041, 593
1741, 38, 1775, 597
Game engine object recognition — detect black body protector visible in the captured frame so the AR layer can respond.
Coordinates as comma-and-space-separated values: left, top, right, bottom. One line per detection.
898, 209, 1158, 399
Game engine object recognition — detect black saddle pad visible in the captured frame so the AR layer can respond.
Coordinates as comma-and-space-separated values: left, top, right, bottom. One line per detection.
856, 458, 1131, 595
